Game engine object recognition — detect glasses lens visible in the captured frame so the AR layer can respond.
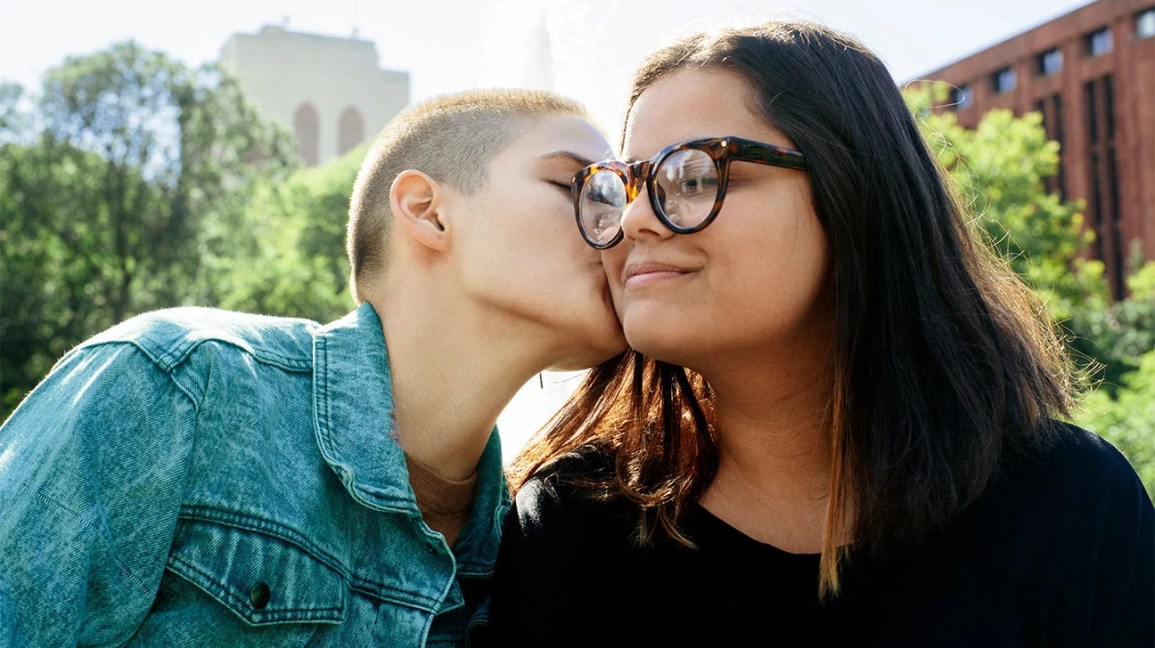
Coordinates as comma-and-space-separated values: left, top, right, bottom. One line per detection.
579, 170, 627, 246
654, 148, 717, 230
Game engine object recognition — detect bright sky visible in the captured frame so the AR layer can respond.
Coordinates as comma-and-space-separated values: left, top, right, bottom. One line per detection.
1, 0, 1094, 462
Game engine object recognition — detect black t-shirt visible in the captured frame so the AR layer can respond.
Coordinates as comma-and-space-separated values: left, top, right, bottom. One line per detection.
480, 424, 1154, 647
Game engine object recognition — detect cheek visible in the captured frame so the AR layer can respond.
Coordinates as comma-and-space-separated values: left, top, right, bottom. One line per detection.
714, 194, 830, 323
600, 248, 627, 303
746, 186, 825, 272
520, 200, 582, 263
786, 206, 830, 288
600, 248, 625, 282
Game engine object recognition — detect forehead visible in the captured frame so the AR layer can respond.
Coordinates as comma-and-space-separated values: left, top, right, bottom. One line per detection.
623, 68, 790, 161
493, 114, 613, 167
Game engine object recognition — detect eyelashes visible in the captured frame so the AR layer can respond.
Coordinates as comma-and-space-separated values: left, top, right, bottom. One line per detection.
548, 180, 573, 194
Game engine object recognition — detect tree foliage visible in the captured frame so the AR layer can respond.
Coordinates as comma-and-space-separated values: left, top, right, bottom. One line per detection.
216, 144, 365, 322
0, 42, 298, 417
906, 86, 1108, 320
1072, 266, 1155, 498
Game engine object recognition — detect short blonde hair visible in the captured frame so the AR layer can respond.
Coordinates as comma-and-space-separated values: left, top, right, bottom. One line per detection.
346, 88, 590, 302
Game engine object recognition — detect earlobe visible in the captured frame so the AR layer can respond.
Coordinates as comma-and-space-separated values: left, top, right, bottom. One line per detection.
391, 170, 449, 252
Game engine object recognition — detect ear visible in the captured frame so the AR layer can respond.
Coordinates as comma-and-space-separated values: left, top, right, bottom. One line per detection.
390, 169, 450, 252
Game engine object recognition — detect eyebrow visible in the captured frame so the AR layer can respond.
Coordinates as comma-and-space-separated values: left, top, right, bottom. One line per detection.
540, 151, 597, 167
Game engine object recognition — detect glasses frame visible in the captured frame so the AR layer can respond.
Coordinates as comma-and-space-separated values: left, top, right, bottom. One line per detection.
571, 135, 809, 250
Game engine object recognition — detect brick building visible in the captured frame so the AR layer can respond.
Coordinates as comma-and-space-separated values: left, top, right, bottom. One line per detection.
920, 0, 1155, 298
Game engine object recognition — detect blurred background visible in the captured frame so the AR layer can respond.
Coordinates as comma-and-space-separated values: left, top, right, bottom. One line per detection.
1, 0, 1152, 493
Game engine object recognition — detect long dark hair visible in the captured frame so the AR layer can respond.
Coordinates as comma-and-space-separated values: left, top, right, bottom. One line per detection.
509, 20, 1076, 597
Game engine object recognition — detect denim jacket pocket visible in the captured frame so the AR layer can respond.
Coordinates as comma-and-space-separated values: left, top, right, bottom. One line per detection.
166, 516, 349, 626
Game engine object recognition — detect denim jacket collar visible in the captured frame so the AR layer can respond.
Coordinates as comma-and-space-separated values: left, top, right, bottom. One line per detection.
312, 301, 415, 512
311, 302, 509, 572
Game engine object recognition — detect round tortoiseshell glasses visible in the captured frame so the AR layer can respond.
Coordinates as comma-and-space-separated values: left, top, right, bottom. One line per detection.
570, 136, 809, 249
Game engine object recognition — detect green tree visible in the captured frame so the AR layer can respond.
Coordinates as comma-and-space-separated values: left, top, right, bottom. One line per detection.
216, 144, 365, 323
1074, 262, 1155, 496
0, 82, 28, 136
0, 42, 298, 417
1075, 345, 1155, 499
1, 138, 116, 411
907, 86, 1108, 322
1067, 260, 1155, 396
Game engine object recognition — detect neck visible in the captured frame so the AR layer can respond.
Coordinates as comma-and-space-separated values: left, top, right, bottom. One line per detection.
696, 327, 836, 552
708, 355, 833, 497
365, 281, 552, 481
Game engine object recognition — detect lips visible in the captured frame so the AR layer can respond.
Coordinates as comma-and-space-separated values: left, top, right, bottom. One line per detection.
622, 261, 694, 288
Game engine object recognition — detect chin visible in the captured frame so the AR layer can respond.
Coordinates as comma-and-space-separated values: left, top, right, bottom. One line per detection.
622, 326, 694, 367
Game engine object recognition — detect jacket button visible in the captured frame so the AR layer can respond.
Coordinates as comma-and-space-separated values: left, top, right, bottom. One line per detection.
250, 582, 271, 609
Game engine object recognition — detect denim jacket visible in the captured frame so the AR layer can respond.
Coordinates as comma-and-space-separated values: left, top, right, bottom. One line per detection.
0, 302, 510, 647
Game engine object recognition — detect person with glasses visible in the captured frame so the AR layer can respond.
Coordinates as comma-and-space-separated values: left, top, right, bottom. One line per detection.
0, 89, 626, 646
480, 20, 1154, 647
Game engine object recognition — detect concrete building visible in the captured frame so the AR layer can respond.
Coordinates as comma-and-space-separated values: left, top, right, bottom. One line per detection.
220, 25, 410, 167
920, 0, 1155, 299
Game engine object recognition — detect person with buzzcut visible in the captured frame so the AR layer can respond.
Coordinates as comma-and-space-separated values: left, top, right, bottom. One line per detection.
0, 88, 624, 647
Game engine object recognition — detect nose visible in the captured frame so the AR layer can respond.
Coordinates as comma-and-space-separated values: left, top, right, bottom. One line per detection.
620, 184, 675, 243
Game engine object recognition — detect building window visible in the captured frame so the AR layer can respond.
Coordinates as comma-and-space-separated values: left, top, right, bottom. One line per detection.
1085, 27, 1113, 56
294, 102, 320, 167
1137, 9, 1155, 39
1050, 94, 1066, 200
1036, 94, 1066, 199
991, 67, 1016, 94
949, 84, 973, 109
1084, 75, 1124, 300
1103, 75, 1116, 139
338, 107, 364, 155
1037, 48, 1063, 76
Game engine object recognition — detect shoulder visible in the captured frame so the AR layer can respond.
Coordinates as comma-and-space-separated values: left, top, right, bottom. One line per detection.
977, 425, 1154, 643
74, 307, 321, 373
488, 450, 626, 644
1002, 421, 1150, 507
514, 449, 614, 517
509, 448, 632, 543
969, 421, 1154, 557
